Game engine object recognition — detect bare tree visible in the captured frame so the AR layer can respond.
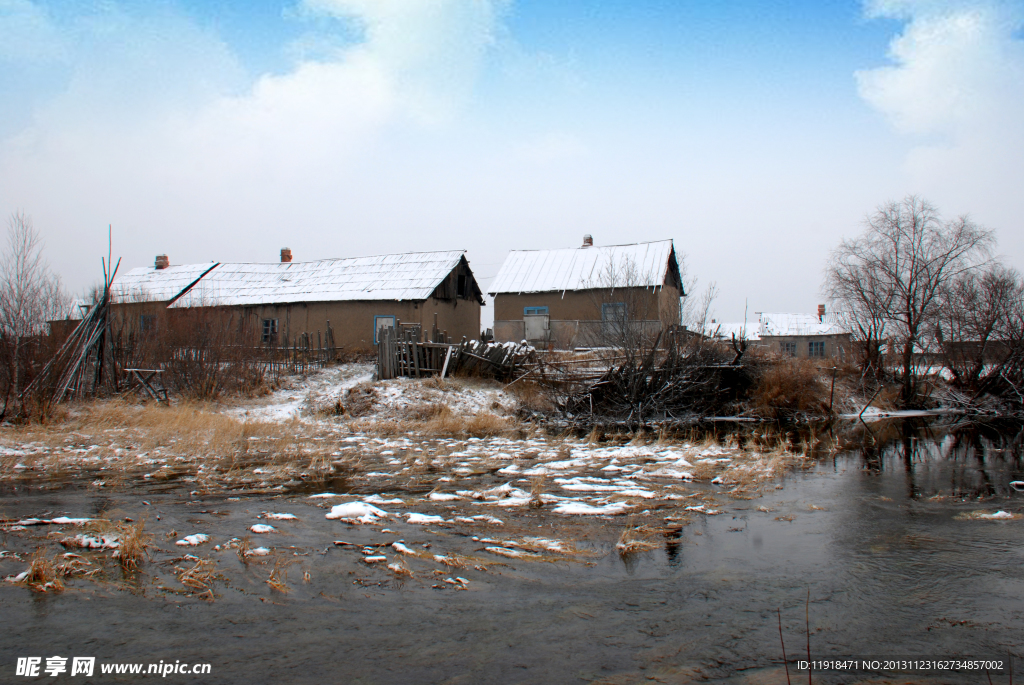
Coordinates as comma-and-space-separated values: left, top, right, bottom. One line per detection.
681, 278, 718, 335
0, 213, 67, 417
825, 196, 992, 405
581, 255, 666, 361
936, 264, 1024, 395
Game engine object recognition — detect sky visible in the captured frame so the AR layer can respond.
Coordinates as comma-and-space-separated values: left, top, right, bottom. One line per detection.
1, 0, 1022, 327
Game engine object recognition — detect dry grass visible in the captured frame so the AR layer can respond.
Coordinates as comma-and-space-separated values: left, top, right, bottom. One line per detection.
18, 400, 298, 461
752, 357, 829, 419
616, 521, 659, 556
0, 399, 347, 492
25, 549, 65, 593
529, 475, 545, 509
433, 553, 468, 569
421, 375, 459, 393
507, 380, 555, 413
387, 558, 413, 577
265, 557, 293, 592
236, 536, 252, 563
115, 519, 151, 573
176, 559, 216, 599
364, 403, 513, 438
341, 382, 378, 417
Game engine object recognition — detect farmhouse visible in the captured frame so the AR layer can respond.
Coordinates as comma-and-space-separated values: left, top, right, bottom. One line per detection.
756, 307, 851, 360
488, 237, 684, 348
112, 249, 484, 352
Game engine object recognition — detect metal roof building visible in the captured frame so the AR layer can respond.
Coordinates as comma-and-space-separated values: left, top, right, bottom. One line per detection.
488, 240, 679, 295
115, 251, 479, 307
488, 237, 684, 347
111, 250, 484, 352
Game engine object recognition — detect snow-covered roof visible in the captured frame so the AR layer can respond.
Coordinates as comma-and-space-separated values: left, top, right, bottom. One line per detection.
704, 322, 761, 341
487, 240, 679, 295
758, 313, 848, 337
113, 251, 472, 307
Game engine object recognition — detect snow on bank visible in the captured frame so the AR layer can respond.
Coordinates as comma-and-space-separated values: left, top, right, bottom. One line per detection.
326, 502, 389, 523
176, 534, 210, 546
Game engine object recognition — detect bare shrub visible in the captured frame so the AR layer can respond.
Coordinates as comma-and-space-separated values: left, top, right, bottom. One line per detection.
752, 358, 829, 419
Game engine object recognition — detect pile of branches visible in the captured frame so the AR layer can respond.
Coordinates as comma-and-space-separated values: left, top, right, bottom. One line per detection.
535, 330, 754, 431
449, 339, 535, 382
18, 258, 119, 414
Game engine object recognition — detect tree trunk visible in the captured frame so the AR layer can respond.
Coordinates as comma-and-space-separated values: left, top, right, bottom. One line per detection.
901, 341, 914, 406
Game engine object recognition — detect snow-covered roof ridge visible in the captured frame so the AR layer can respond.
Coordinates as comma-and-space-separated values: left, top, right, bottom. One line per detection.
758, 312, 849, 337
113, 250, 471, 307
487, 240, 678, 295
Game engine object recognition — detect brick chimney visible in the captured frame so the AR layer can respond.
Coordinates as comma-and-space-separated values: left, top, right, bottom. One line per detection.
280, 248, 292, 263
817, 303, 826, 322
582, 234, 593, 247
155, 255, 169, 270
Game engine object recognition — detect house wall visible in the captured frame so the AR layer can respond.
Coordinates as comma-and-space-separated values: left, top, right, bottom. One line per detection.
760, 334, 852, 360
494, 286, 680, 325
242, 297, 479, 350
111, 296, 481, 352
493, 285, 681, 346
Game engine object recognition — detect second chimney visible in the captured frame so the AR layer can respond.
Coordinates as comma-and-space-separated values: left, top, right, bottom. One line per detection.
817, 303, 826, 322
582, 234, 593, 247
280, 248, 292, 263
155, 255, 169, 270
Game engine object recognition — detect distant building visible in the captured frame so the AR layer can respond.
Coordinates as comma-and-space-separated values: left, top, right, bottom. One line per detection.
111, 249, 484, 352
488, 237, 684, 348
705, 306, 851, 360
757, 306, 851, 360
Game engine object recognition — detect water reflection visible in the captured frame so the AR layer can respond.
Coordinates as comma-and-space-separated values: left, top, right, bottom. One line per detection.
845, 419, 1024, 499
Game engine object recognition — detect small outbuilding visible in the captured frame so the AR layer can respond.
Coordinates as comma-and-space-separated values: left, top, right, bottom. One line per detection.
488, 237, 684, 348
113, 250, 484, 352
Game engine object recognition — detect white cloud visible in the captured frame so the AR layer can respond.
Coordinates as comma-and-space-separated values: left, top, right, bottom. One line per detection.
855, 0, 1024, 257
857, 0, 1024, 136
298, 0, 506, 121
0, 0, 506, 291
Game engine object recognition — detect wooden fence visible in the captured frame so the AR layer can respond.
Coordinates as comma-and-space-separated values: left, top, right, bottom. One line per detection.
377, 324, 533, 381
263, 327, 340, 374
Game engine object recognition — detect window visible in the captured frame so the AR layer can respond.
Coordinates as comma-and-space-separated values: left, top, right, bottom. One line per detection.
374, 315, 396, 344
602, 302, 626, 322
261, 318, 278, 344
457, 274, 468, 298
524, 306, 549, 316
808, 341, 825, 358
781, 342, 796, 357
139, 314, 156, 332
